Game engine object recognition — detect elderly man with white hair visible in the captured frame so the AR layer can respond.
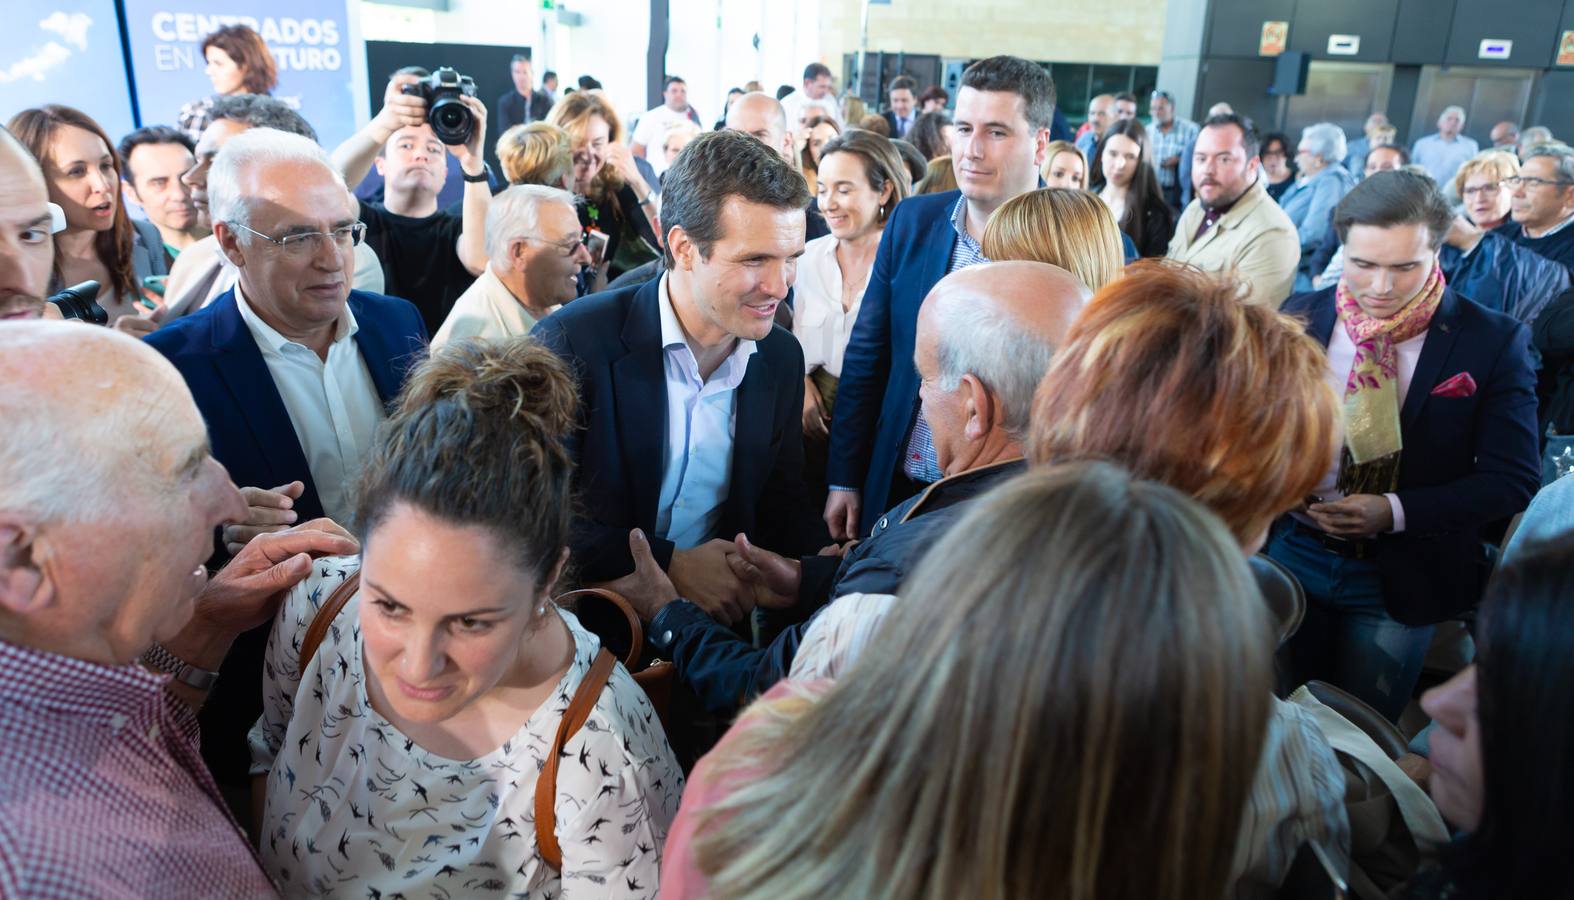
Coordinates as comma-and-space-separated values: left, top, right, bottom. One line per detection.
431, 184, 591, 348
0, 320, 357, 895
144, 127, 426, 808
1412, 105, 1480, 185
1278, 122, 1355, 254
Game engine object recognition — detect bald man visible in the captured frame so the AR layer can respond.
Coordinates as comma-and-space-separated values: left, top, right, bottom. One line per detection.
727, 91, 830, 242
619, 261, 1090, 713
0, 321, 355, 893
0, 127, 55, 321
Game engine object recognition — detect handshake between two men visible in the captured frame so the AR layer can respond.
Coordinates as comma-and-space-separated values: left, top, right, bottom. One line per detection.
596, 529, 849, 626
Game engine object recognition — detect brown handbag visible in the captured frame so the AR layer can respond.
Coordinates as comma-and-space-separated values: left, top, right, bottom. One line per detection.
297, 577, 674, 871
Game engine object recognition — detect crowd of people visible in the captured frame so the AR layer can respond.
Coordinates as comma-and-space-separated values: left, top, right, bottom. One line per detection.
2, 23, 1574, 898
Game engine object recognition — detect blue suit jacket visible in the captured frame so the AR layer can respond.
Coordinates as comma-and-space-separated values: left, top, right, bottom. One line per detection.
1283, 287, 1540, 624
531, 277, 828, 583
827, 190, 963, 533
143, 287, 426, 785
145, 288, 429, 525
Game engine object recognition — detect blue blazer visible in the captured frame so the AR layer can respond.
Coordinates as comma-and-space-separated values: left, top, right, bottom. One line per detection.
826, 190, 963, 533
1283, 286, 1540, 624
144, 288, 428, 525
531, 277, 828, 583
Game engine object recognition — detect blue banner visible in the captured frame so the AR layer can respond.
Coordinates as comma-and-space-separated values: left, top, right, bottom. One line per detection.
0, 2, 137, 140
120, 2, 358, 148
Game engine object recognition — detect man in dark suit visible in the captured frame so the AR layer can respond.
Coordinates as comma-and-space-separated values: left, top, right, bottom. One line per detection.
881, 75, 918, 139
495, 53, 553, 133
145, 130, 426, 797
825, 55, 1056, 538
532, 129, 827, 621
1270, 170, 1540, 721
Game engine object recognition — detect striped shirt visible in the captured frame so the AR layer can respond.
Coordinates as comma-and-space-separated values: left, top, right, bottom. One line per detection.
0, 639, 276, 898
1150, 117, 1199, 190
902, 195, 990, 484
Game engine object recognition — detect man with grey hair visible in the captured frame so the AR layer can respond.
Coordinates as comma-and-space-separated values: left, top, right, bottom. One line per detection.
145, 128, 426, 804
1518, 125, 1554, 160
1149, 89, 1198, 211
1280, 122, 1354, 255
431, 183, 591, 347
1500, 143, 1574, 272
1345, 112, 1391, 182
610, 260, 1089, 714
0, 320, 356, 892
164, 94, 384, 318
1412, 105, 1479, 185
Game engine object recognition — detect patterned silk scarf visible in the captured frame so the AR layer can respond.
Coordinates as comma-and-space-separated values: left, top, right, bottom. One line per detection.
1334, 264, 1446, 496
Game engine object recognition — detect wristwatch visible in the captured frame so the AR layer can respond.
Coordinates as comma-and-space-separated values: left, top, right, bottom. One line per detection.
141, 643, 220, 691
462, 163, 491, 184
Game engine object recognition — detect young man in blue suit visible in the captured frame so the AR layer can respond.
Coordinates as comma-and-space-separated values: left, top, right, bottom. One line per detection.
824, 55, 1056, 538
1271, 170, 1540, 721
531, 129, 828, 622
145, 129, 426, 797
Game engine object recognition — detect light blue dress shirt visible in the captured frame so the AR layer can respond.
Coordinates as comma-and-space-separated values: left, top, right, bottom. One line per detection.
1277, 165, 1354, 250
653, 275, 759, 550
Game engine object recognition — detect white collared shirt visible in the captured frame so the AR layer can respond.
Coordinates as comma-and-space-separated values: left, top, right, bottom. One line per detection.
430, 266, 538, 349
233, 284, 384, 525
653, 274, 758, 550
1300, 325, 1428, 533
791, 234, 865, 379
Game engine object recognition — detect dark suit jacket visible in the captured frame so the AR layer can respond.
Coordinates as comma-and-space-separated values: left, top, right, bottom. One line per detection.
531, 277, 827, 583
880, 110, 912, 139
145, 288, 428, 524
827, 189, 962, 533
495, 89, 553, 132
144, 288, 426, 785
1283, 287, 1540, 624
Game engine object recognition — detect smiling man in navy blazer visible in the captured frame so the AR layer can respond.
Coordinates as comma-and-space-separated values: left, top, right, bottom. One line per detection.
824, 56, 1055, 538
145, 129, 425, 796
1271, 170, 1539, 721
532, 129, 828, 622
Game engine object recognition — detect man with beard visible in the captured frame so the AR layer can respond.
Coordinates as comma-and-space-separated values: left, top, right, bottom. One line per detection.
1167, 113, 1300, 307
0, 127, 54, 322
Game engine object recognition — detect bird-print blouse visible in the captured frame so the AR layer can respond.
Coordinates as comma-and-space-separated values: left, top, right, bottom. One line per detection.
248, 556, 682, 898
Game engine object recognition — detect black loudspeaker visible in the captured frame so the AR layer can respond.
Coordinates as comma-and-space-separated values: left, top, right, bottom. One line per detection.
1270, 51, 1310, 96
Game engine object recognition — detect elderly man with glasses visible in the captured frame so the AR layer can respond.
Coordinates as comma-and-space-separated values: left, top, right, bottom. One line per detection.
144, 127, 427, 816
1497, 143, 1574, 273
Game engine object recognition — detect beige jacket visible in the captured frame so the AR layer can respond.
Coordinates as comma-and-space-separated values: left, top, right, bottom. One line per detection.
1167, 177, 1301, 308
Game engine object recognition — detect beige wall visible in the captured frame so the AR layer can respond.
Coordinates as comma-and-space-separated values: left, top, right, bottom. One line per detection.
819, 0, 1168, 68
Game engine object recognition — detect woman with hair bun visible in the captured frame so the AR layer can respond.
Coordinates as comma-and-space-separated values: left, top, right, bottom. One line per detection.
250, 337, 681, 897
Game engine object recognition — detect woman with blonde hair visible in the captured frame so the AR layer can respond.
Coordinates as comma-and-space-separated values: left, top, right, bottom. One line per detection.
1040, 139, 1088, 189
982, 188, 1123, 292
496, 121, 573, 188
661, 461, 1275, 900
1453, 150, 1519, 232
547, 91, 661, 284
914, 155, 957, 194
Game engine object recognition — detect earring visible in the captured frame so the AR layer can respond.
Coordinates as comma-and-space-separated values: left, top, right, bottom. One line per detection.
536, 603, 548, 617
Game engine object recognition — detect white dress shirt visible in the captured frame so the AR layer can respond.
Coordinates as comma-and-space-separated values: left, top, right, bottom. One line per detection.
630, 105, 695, 176
653, 275, 758, 550
430, 266, 538, 349
233, 285, 384, 525
781, 90, 843, 130
791, 234, 865, 379
1300, 324, 1428, 533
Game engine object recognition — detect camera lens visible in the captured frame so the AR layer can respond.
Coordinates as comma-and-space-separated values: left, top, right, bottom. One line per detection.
428, 98, 473, 146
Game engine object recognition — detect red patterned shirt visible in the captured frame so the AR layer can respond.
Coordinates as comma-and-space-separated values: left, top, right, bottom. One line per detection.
0, 639, 276, 898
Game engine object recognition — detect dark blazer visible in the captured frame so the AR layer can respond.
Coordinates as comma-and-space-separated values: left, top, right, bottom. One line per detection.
1283, 286, 1540, 624
880, 110, 912, 139
495, 89, 553, 132
145, 288, 428, 524
827, 189, 962, 533
530, 276, 827, 583
143, 287, 426, 785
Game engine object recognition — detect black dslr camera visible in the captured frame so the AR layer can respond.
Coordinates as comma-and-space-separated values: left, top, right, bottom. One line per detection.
400, 67, 479, 146
47, 280, 108, 325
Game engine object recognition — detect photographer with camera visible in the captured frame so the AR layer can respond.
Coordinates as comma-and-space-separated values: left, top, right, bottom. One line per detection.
333, 67, 491, 334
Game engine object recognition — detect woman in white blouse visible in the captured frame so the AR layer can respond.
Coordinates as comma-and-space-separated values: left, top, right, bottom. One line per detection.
796, 130, 912, 456
249, 338, 682, 898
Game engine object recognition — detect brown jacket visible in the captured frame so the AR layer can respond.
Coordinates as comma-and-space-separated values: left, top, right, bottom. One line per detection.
1167, 176, 1300, 307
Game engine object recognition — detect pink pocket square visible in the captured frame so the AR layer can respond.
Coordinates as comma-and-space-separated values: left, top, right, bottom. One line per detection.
1431, 372, 1477, 398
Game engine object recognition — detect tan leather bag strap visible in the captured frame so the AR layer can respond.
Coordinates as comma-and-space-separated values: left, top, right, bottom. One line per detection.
552, 588, 643, 669
535, 648, 617, 871
300, 572, 361, 668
